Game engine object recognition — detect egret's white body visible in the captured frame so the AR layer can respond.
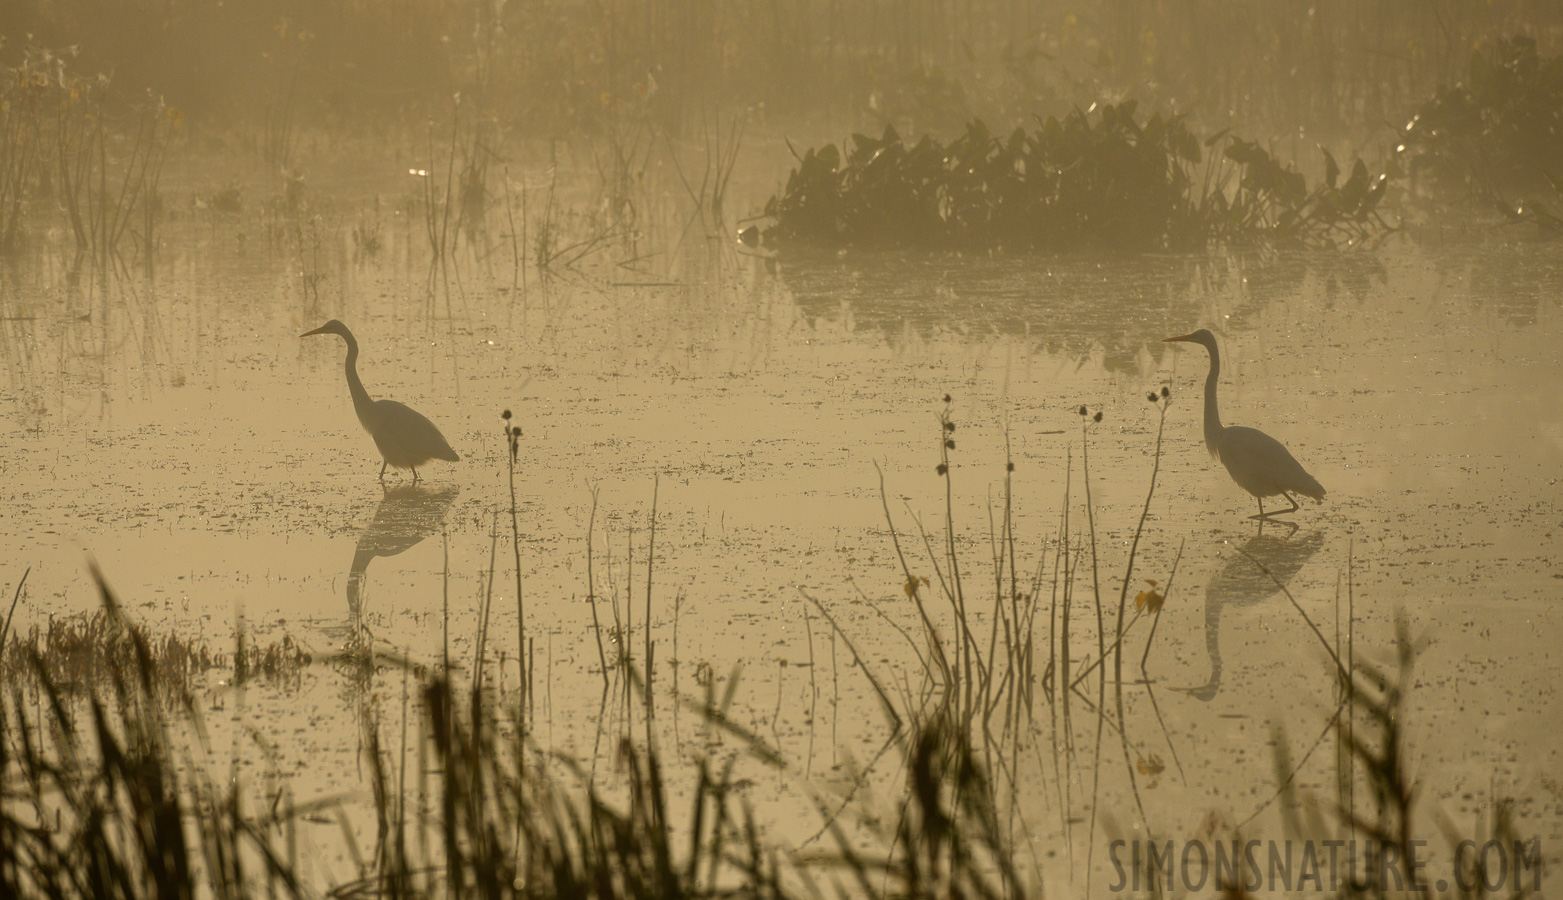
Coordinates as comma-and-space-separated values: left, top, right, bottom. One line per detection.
1164, 329, 1324, 518
303, 320, 460, 481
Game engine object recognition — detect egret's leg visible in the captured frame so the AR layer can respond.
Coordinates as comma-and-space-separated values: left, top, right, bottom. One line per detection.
379, 461, 388, 482
1256, 516, 1299, 537
411, 466, 420, 483
1255, 493, 1301, 518
1252, 493, 1302, 519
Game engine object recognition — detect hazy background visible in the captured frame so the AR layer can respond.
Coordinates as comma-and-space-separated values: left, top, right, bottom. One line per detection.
6, 0, 1559, 141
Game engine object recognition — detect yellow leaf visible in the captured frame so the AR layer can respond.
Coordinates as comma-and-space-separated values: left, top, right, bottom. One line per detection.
1135, 588, 1164, 613
1136, 754, 1165, 775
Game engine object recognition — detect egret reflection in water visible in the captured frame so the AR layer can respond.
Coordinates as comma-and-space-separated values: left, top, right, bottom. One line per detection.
1176, 528, 1324, 701
346, 484, 461, 622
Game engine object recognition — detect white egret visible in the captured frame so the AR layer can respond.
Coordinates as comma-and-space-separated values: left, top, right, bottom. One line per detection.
1163, 329, 1324, 518
302, 320, 460, 481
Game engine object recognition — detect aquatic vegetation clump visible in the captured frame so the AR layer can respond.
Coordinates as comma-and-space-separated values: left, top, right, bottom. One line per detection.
765, 106, 1395, 253
0, 569, 309, 900
0, 610, 310, 697
766, 108, 1199, 252
1400, 35, 1563, 208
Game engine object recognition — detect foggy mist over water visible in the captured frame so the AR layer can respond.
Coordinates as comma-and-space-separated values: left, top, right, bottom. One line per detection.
1, 2, 1562, 897
5, 0, 1560, 135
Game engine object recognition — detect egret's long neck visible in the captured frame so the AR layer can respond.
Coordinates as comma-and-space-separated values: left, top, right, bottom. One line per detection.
1201, 341, 1225, 456
342, 333, 374, 420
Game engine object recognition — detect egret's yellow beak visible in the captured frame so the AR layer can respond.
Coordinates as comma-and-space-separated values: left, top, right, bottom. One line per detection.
301, 325, 330, 337
1163, 333, 1196, 343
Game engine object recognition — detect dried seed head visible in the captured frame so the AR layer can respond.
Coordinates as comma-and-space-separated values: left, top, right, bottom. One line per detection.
944, 421, 956, 432
1147, 392, 1158, 403
936, 463, 948, 475
942, 394, 952, 404
1161, 385, 1170, 399
512, 426, 522, 437
1006, 461, 1015, 472
1078, 405, 1088, 417
501, 409, 512, 420
1093, 411, 1103, 423
945, 439, 955, 450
